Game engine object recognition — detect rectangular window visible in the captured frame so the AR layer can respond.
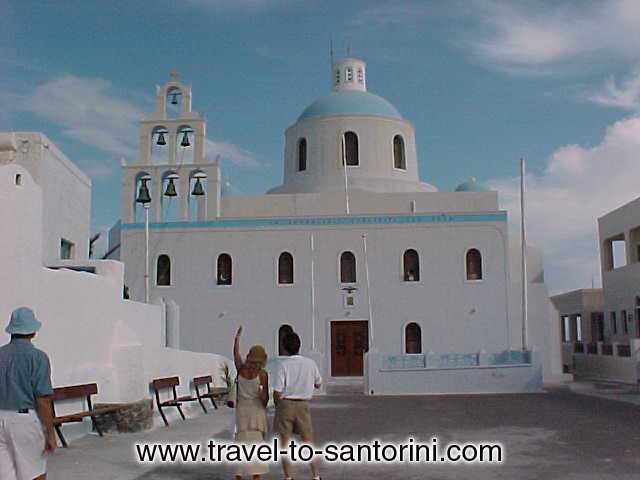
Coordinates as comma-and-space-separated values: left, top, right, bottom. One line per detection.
575, 315, 582, 342
611, 311, 617, 334
60, 239, 74, 260
561, 315, 570, 342
622, 310, 628, 334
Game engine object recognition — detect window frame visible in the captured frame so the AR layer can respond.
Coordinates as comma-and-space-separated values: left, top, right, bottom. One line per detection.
392, 134, 407, 171
464, 248, 484, 283
297, 137, 307, 173
401, 248, 421, 283
404, 322, 423, 354
156, 253, 172, 287
338, 251, 357, 285
341, 131, 360, 168
276, 251, 295, 287
216, 253, 233, 287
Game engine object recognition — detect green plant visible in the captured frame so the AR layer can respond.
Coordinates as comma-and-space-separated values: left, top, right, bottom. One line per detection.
221, 362, 234, 390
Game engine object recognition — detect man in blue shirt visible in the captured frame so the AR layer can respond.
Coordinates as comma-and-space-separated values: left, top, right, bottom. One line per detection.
0, 307, 56, 480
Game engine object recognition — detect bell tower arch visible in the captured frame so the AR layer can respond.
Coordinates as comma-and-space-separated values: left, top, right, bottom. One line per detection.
121, 71, 220, 224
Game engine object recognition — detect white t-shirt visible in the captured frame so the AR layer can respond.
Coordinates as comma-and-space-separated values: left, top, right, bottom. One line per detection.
273, 355, 322, 400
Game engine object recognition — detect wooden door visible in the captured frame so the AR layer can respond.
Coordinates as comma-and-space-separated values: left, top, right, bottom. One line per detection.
331, 321, 369, 377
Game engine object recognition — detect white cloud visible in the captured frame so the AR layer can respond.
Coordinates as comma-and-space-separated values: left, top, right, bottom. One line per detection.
23, 75, 258, 169
587, 68, 640, 110
352, 3, 435, 27
465, 0, 640, 72
24, 75, 139, 157
489, 115, 640, 294
205, 139, 259, 168
187, 0, 293, 10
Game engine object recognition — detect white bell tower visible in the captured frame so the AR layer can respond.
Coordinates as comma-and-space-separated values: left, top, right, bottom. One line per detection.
332, 58, 366, 92
121, 70, 220, 224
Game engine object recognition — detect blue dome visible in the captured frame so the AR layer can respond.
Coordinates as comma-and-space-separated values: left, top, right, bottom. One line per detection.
298, 90, 402, 121
455, 178, 491, 192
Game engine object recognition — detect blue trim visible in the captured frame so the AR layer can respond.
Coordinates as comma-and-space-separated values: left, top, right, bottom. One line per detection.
122, 212, 506, 231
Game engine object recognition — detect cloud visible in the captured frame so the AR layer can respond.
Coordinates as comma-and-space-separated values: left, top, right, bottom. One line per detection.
187, 0, 295, 10
489, 115, 640, 294
464, 0, 640, 73
205, 139, 259, 168
587, 68, 640, 110
23, 75, 258, 170
24, 75, 139, 157
352, 3, 436, 27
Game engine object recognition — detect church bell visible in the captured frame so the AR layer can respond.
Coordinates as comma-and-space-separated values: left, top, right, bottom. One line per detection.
191, 178, 205, 196
136, 179, 151, 204
180, 131, 191, 148
164, 178, 177, 197
156, 132, 166, 146
170, 92, 179, 105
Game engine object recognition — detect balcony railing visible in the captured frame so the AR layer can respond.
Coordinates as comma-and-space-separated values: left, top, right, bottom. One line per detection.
617, 344, 631, 357
587, 343, 598, 354
602, 344, 613, 356
574, 342, 584, 353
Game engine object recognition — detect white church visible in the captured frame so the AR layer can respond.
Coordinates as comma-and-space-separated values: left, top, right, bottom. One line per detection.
110, 58, 562, 393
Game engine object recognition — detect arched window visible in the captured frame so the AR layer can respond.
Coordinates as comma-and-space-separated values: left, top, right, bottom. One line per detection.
298, 138, 307, 172
278, 252, 294, 284
405, 323, 422, 354
393, 135, 406, 170
343, 131, 359, 166
466, 249, 483, 281
340, 251, 357, 283
278, 324, 294, 356
157, 254, 171, 286
217, 253, 232, 285
403, 249, 420, 282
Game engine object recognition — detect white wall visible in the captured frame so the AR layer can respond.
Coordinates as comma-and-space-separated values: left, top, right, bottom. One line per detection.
7, 132, 91, 263
0, 164, 229, 442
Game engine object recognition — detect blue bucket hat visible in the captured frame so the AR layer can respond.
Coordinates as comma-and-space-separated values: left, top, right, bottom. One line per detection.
6, 307, 42, 335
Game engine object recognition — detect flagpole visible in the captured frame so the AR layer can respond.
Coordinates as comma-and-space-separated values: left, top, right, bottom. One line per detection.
362, 234, 374, 350
342, 137, 350, 215
520, 158, 529, 351
310, 234, 316, 351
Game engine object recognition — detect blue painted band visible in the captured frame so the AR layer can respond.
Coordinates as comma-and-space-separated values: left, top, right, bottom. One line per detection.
121, 212, 507, 231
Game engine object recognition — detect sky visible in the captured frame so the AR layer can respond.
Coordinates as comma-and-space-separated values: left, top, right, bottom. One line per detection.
3, 0, 640, 294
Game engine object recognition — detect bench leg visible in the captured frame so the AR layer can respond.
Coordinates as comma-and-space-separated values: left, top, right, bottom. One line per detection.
176, 405, 186, 421
197, 397, 208, 414
210, 397, 218, 410
90, 415, 103, 437
158, 406, 169, 427
55, 425, 68, 448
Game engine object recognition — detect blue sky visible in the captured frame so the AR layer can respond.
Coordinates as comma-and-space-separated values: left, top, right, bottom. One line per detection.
3, 0, 640, 293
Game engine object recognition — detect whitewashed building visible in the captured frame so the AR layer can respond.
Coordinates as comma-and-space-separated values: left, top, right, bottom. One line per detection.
114, 59, 560, 392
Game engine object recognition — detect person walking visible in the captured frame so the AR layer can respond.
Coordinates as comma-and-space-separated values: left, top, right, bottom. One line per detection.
0, 307, 56, 480
273, 331, 322, 480
229, 326, 269, 480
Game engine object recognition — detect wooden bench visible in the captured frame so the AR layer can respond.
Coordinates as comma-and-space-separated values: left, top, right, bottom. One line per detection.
151, 376, 198, 426
51, 383, 122, 448
192, 375, 228, 414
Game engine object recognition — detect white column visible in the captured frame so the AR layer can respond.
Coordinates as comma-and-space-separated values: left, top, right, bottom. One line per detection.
520, 158, 528, 351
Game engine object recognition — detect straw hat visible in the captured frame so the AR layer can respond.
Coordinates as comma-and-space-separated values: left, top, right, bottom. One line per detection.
246, 345, 267, 367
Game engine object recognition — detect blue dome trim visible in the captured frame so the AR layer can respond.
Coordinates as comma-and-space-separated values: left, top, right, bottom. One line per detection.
298, 90, 402, 121
455, 178, 491, 192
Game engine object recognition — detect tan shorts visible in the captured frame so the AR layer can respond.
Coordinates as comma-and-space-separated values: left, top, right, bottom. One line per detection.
0, 410, 47, 480
274, 399, 313, 438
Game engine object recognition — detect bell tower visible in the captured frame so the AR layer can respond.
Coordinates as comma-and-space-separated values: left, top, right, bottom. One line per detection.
121, 70, 220, 224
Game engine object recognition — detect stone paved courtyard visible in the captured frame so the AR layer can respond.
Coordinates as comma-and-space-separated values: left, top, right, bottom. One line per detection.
49, 384, 640, 480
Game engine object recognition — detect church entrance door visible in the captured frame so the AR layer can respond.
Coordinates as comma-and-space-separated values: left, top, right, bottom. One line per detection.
330, 321, 369, 377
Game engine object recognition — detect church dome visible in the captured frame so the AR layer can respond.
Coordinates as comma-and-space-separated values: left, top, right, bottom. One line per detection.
298, 90, 402, 122
455, 177, 490, 192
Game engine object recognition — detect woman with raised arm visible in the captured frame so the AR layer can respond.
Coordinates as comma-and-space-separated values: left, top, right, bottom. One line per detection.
230, 326, 269, 480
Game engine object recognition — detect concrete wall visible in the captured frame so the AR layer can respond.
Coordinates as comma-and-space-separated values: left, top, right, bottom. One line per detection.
2, 132, 91, 263
0, 164, 229, 442
572, 339, 640, 384
598, 197, 640, 341
365, 351, 543, 395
